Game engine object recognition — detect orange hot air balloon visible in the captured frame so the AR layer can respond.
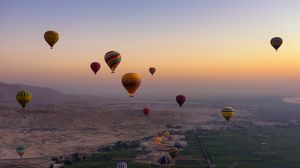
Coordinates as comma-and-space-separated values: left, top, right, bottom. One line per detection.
149, 67, 156, 76
122, 73, 141, 97
154, 136, 162, 145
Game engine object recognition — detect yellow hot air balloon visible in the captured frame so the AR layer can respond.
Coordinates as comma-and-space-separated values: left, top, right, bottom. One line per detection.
221, 106, 235, 121
44, 30, 59, 49
122, 73, 141, 97
16, 90, 32, 108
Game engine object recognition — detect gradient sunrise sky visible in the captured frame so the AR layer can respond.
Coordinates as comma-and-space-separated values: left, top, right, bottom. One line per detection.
1, 0, 300, 98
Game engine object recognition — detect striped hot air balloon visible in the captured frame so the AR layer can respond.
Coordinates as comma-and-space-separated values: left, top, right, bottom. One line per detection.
158, 155, 172, 167
221, 106, 235, 121
116, 161, 127, 168
105, 51, 121, 73
16, 90, 32, 108
169, 147, 179, 159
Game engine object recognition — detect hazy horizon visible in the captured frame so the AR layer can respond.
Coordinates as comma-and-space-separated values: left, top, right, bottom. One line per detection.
1, 0, 300, 98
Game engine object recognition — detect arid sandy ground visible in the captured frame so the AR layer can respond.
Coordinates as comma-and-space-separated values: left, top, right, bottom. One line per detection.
0, 100, 218, 167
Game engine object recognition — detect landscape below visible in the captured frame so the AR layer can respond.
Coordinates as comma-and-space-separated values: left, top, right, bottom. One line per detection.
1, 82, 300, 168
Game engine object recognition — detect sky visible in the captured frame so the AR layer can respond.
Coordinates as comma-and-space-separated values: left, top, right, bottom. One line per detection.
1, 0, 300, 98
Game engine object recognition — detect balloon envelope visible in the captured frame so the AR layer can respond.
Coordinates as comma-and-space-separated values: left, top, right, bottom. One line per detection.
221, 106, 235, 121
16, 146, 25, 157
158, 155, 172, 166
90, 62, 101, 75
149, 67, 156, 75
105, 51, 121, 73
169, 147, 179, 159
176, 95, 186, 107
44, 30, 59, 49
154, 136, 162, 145
116, 161, 127, 168
143, 107, 150, 116
270, 37, 283, 51
174, 141, 182, 148
163, 130, 170, 137
122, 73, 141, 97
140, 142, 148, 150
157, 131, 163, 137
16, 90, 32, 108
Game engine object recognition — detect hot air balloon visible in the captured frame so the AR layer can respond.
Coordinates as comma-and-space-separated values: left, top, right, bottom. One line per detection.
149, 67, 156, 76
270, 37, 283, 51
169, 147, 179, 160
105, 51, 121, 73
154, 136, 163, 145
158, 155, 172, 168
221, 106, 235, 121
176, 95, 186, 107
16, 90, 32, 108
140, 142, 148, 150
143, 107, 150, 116
174, 141, 182, 148
122, 73, 141, 97
167, 135, 173, 141
116, 161, 127, 168
16, 146, 25, 158
163, 130, 170, 137
157, 131, 163, 137
44, 30, 59, 49
90, 62, 101, 75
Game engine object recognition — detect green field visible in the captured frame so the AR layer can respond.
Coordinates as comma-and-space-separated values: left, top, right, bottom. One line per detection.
200, 126, 300, 168
66, 132, 207, 168
66, 126, 300, 168
66, 148, 151, 168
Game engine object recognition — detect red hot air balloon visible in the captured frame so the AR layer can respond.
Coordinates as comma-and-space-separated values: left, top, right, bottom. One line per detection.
143, 108, 150, 116
176, 95, 186, 107
90, 62, 101, 75
157, 131, 163, 137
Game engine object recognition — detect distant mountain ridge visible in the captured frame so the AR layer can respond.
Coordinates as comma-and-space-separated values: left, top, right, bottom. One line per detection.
0, 82, 70, 104
0, 82, 120, 105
